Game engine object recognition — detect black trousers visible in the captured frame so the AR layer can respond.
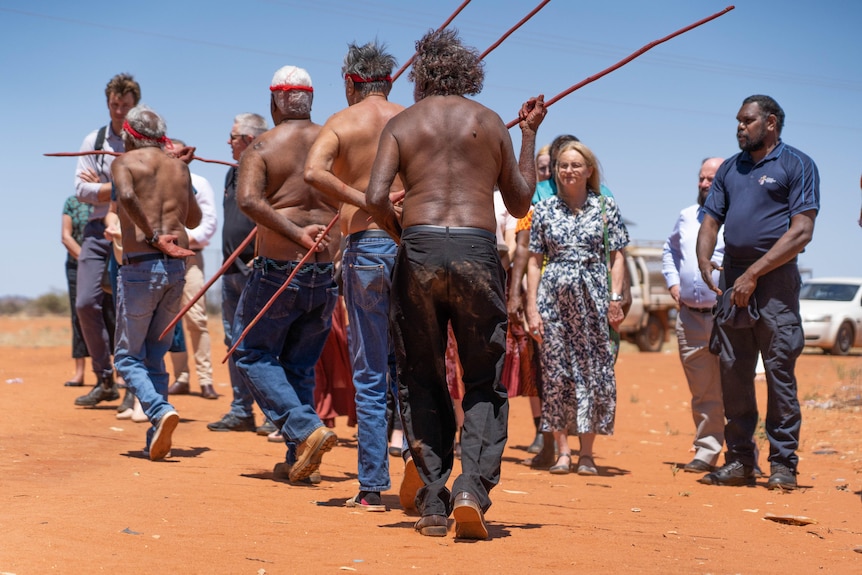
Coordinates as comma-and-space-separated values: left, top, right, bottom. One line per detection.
717, 260, 804, 471
391, 226, 508, 517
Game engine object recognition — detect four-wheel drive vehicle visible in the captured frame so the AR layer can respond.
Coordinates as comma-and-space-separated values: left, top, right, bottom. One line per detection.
800, 277, 862, 355
618, 244, 677, 352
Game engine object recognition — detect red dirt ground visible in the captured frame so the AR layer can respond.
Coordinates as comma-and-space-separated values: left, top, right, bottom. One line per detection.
1, 316, 861, 574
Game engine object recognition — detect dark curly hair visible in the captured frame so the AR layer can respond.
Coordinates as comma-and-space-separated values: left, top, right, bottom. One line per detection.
409, 28, 483, 100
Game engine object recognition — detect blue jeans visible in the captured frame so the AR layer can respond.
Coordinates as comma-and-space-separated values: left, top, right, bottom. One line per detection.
114, 257, 186, 450
343, 231, 398, 492
233, 258, 337, 457
222, 271, 254, 418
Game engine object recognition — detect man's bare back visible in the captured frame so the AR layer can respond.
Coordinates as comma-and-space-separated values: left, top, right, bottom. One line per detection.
370, 95, 534, 237
238, 120, 338, 261
112, 146, 200, 257
305, 96, 405, 235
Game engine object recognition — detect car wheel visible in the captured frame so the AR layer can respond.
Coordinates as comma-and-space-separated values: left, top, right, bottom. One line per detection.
830, 321, 854, 356
636, 314, 664, 352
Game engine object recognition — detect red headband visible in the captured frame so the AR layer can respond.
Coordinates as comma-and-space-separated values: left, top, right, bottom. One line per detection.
345, 73, 392, 83
122, 120, 171, 147
270, 84, 313, 93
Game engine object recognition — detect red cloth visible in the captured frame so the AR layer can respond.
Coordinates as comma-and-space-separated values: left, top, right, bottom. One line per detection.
314, 296, 356, 427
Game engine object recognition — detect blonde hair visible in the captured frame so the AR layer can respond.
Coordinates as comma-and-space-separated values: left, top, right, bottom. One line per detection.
554, 141, 601, 194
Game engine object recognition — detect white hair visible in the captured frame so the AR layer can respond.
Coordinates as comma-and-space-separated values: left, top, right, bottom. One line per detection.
270, 66, 313, 116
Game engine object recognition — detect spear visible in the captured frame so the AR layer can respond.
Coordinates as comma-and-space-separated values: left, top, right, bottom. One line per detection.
391, 0, 472, 82
44, 150, 237, 167
505, 5, 736, 128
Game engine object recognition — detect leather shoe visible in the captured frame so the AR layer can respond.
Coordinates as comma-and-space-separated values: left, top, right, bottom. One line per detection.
200, 384, 218, 399
74, 377, 119, 406
452, 492, 488, 540
698, 460, 754, 486
63, 380, 84, 387
289, 427, 337, 482
683, 459, 714, 473
767, 463, 798, 490
168, 380, 190, 395
414, 514, 448, 537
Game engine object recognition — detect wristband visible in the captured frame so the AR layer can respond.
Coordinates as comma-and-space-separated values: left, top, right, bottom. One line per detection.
610, 293, 623, 302
145, 231, 159, 246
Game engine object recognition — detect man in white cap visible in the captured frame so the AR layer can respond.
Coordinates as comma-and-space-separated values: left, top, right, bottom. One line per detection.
231, 66, 340, 483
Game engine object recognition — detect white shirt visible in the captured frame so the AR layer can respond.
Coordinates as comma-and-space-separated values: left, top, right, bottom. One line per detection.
493, 190, 517, 245
662, 204, 724, 308
187, 172, 217, 250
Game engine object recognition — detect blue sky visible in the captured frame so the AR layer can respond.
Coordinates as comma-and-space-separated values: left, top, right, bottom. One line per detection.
1, 0, 860, 298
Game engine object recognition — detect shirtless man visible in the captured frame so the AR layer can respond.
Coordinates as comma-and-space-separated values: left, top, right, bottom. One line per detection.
304, 40, 404, 511
367, 29, 546, 540
233, 65, 339, 483
111, 104, 201, 461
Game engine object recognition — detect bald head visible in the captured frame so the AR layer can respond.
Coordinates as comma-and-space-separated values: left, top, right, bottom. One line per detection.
698, 157, 723, 206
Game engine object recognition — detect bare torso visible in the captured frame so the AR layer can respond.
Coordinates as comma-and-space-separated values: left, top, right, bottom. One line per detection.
111, 147, 196, 256
307, 95, 405, 235
238, 120, 339, 261
386, 95, 527, 231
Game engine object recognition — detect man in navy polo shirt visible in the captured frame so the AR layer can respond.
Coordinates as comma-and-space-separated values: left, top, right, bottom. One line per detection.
695, 95, 819, 490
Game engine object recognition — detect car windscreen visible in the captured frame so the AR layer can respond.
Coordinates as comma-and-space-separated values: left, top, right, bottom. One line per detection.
800, 283, 860, 302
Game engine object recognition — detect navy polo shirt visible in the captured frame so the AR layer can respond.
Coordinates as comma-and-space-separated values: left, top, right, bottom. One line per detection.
703, 141, 819, 261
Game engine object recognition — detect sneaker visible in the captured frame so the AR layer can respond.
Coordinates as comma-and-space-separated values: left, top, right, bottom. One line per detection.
207, 413, 256, 432
273, 461, 321, 485
74, 376, 119, 407
256, 419, 277, 435
267, 430, 283, 443
767, 463, 798, 490
346, 492, 387, 512
289, 427, 337, 482
698, 460, 755, 486
149, 410, 179, 461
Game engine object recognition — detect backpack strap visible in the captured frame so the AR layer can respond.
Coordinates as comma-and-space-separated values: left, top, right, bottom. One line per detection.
94, 125, 108, 151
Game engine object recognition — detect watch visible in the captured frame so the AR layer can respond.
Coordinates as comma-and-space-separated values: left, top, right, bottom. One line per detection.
145, 231, 159, 246
610, 292, 623, 302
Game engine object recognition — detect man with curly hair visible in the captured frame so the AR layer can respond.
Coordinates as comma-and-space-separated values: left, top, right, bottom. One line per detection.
367, 29, 546, 540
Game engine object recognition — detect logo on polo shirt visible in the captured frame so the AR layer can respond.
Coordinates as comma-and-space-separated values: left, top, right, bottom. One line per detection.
758, 175, 777, 186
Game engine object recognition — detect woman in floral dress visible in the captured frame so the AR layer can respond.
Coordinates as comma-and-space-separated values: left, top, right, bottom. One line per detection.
525, 141, 629, 475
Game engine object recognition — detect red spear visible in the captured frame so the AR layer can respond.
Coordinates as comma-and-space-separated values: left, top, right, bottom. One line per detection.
506, 6, 736, 128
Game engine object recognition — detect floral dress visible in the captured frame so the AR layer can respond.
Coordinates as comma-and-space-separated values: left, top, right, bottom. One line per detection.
529, 193, 629, 435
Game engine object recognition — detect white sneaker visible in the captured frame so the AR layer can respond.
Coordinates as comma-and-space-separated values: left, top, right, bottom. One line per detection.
131, 397, 148, 423
149, 410, 179, 461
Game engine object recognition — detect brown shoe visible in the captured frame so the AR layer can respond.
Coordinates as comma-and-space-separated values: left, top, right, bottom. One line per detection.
289, 427, 337, 482
452, 492, 488, 540
168, 380, 190, 395
399, 457, 424, 513
200, 384, 218, 399
414, 514, 448, 537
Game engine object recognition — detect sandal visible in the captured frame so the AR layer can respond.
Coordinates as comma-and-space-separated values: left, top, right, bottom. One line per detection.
549, 453, 572, 475
577, 455, 598, 476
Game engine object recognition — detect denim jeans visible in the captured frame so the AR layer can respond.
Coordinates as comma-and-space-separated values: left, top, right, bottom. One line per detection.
222, 271, 254, 418
343, 231, 399, 492
114, 257, 186, 450
233, 258, 337, 455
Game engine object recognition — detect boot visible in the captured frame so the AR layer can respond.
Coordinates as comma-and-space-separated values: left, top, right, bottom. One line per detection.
116, 387, 135, 419
74, 374, 120, 406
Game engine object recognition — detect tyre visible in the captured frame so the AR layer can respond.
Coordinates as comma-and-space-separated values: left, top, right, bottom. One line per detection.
636, 314, 664, 352
830, 321, 854, 356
